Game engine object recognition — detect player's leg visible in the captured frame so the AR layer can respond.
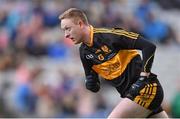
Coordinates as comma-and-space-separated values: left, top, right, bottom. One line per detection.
148, 111, 169, 118
108, 98, 152, 118
108, 73, 166, 118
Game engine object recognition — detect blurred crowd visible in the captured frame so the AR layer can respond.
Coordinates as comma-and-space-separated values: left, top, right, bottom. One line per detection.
0, 0, 180, 118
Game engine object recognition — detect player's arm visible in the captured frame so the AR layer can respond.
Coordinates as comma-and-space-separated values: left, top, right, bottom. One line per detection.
105, 28, 156, 75
79, 50, 100, 93
133, 36, 156, 76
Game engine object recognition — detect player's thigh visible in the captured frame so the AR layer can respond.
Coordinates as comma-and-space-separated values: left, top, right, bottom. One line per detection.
108, 98, 152, 118
148, 111, 169, 118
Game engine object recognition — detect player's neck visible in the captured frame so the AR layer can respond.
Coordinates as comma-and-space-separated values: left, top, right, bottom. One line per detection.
83, 25, 91, 46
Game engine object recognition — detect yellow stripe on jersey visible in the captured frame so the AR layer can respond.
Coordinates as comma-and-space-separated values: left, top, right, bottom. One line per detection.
94, 28, 139, 37
93, 28, 139, 39
92, 50, 139, 80
134, 83, 157, 109
144, 53, 154, 72
148, 84, 153, 98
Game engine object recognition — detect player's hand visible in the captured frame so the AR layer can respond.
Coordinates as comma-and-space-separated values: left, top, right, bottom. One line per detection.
127, 73, 158, 99
128, 76, 149, 97
133, 76, 148, 89
130, 72, 150, 95
85, 79, 100, 93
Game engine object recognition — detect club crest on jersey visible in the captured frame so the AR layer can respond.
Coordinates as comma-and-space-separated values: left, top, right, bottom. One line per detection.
101, 45, 111, 54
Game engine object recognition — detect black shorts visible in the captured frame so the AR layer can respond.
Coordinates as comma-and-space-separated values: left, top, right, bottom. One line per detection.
125, 73, 164, 111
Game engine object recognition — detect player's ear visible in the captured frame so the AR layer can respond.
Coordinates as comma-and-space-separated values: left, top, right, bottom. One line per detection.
78, 20, 84, 28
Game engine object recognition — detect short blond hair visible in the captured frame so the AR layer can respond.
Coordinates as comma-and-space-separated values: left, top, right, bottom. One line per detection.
59, 8, 89, 25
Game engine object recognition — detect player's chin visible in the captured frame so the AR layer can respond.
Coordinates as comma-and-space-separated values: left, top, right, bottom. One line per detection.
74, 41, 81, 45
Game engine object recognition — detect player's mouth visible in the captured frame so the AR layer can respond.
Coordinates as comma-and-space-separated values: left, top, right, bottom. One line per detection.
70, 37, 75, 42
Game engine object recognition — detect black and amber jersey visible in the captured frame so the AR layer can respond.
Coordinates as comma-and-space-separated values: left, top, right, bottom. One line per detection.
79, 25, 156, 86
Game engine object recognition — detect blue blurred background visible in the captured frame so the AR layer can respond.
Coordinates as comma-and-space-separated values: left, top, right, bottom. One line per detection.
0, 0, 180, 118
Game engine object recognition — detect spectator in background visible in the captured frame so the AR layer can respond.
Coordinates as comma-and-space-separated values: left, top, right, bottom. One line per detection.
135, 0, 153, 25
134, 0, 177, 44
14, 64, 41, 117
47, 40, 69, 60
141, 11, 170, 43
155, 0, 180, 9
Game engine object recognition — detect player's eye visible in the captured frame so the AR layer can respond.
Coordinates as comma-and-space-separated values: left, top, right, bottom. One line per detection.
65, 27, 71, 31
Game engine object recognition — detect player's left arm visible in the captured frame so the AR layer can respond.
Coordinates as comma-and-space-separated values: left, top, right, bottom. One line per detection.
121, 35, 156, 76
109, 30, 157, 95
106, 29, 156, 76
79, 49, 100, 93
133, 36, 156, 76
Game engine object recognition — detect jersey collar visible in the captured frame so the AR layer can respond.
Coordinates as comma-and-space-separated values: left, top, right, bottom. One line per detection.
86, 25, 94, 47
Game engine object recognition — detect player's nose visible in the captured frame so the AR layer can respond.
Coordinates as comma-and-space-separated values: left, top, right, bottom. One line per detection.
65, 33, 70, 39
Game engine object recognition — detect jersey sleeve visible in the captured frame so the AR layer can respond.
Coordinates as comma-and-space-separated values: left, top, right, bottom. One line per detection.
79, 47, 99, 83
133, 36, 156, 73
103, 28, 156, 73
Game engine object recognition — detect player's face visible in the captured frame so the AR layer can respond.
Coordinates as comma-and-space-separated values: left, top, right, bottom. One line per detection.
61, 18, 83, 45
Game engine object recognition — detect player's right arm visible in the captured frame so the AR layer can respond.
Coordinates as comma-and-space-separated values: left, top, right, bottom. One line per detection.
79, 48, 100, 93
